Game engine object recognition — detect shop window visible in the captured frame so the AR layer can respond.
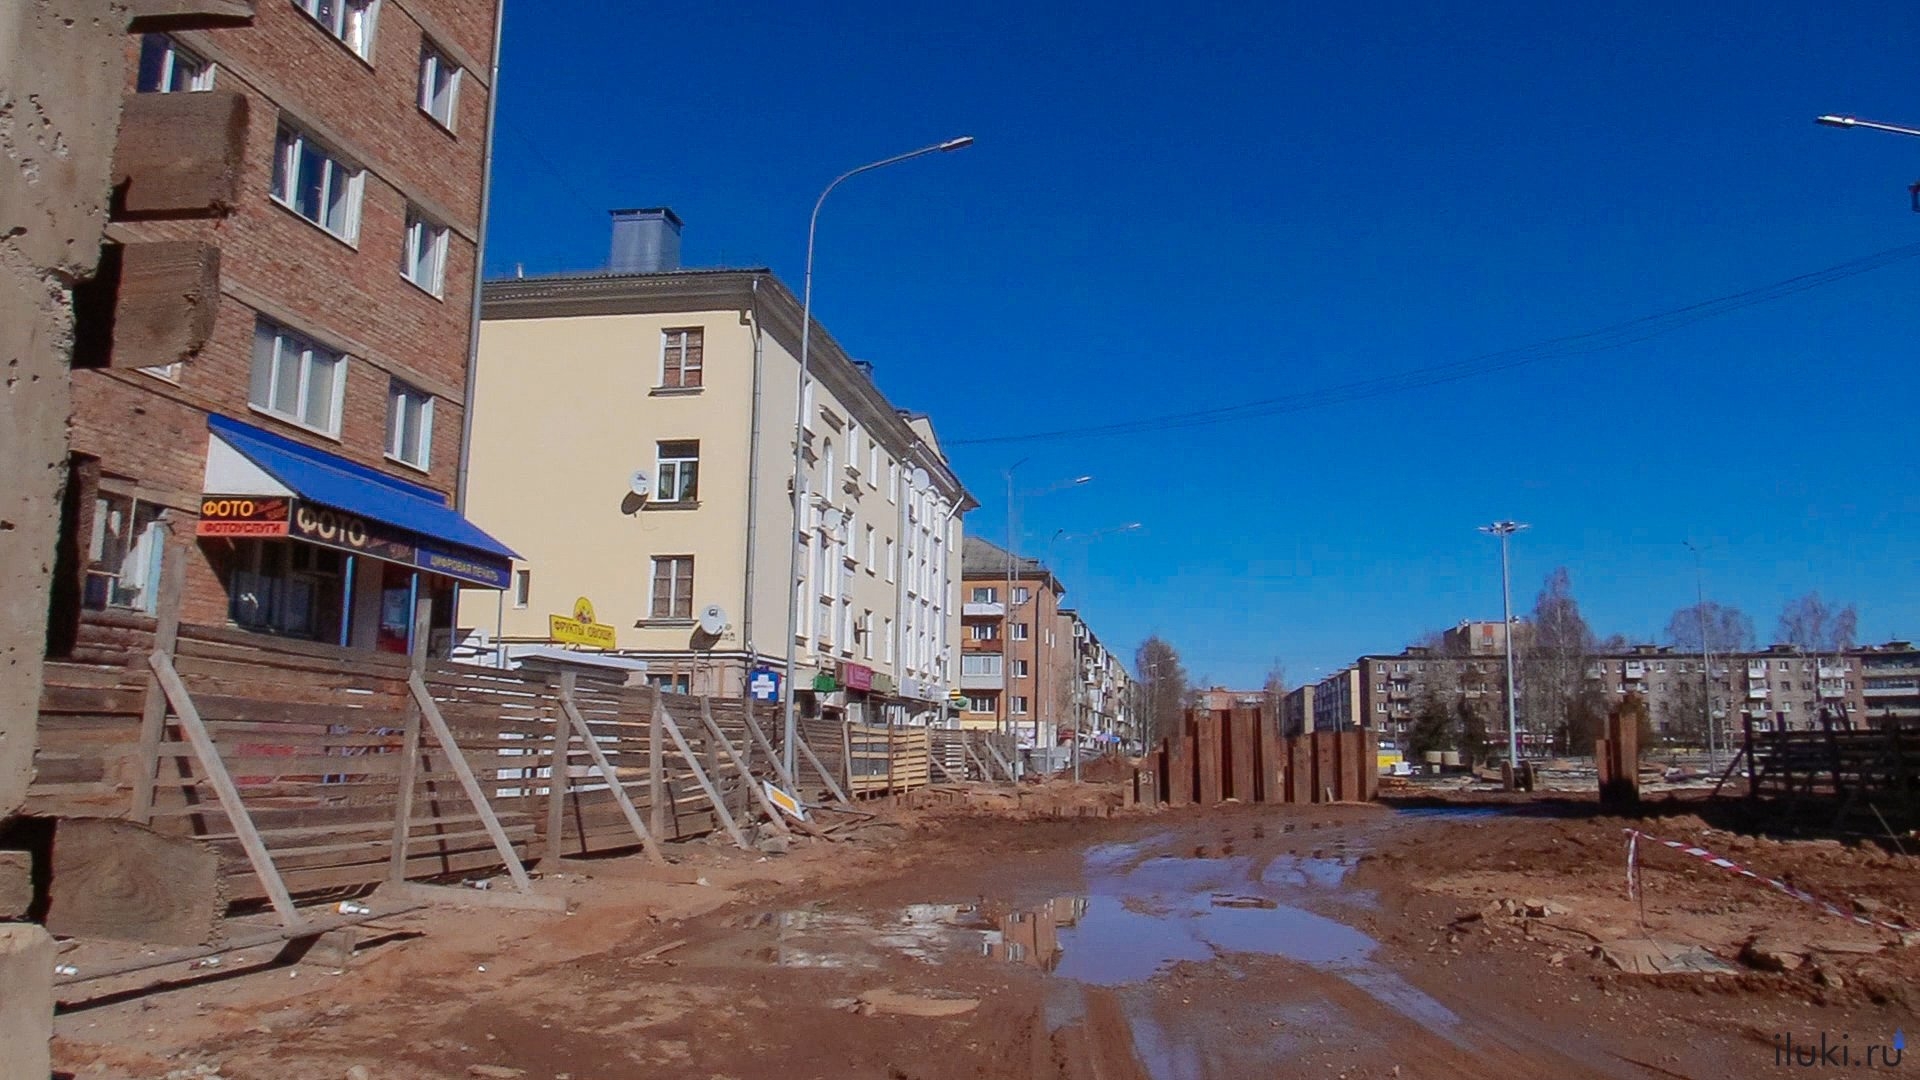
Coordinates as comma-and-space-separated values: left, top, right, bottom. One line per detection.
228, 540, 344, 641
86, 493, 165, 612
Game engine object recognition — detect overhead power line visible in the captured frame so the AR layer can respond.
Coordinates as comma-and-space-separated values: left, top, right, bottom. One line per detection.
950, 241, 1920, 447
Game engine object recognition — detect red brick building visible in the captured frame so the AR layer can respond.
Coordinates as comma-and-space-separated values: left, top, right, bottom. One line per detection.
62, 0, 509, 654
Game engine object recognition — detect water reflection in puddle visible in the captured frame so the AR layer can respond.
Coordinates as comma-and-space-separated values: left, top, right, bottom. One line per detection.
764, 837, 1461, 1046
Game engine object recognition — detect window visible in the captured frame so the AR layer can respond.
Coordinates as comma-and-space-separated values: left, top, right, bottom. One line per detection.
868, 444, 880, 486
885, 538, 896, 582
883, 617, 894, 664
649, 556, 694, 620
137, 35, 214, 92
417, 39, 460, 129
85, 494, 166, 612
401, 207, 448, 296
648, 673, 691, 694
821, 440, 835, 501
1013, 586, 1031, 604
1011, 659, 1030, 678
1011, 695, 1030, 715
655, 440, 699, 502
661, 328, 703, 388
294, 0, 380, 59
250, 318, 346, 435
888, 461, 899, 503
1011, 622, 1030, 641
512, 569, 530, 609
229, 540, 342, 639
970, 623, 1000, 641
271, 125, 363, 242
971, 586, 998, 603
966, 694, 994, 714
962, 654, 1002, 676
862, 610, 874, 660
385, 380, 433, 469
864, 526, 876, 572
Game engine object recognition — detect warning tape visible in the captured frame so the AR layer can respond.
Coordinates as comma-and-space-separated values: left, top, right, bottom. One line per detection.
1624, 828, 1912, 933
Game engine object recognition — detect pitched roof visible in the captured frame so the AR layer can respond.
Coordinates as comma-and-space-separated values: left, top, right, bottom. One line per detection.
961, 535, 1055, 586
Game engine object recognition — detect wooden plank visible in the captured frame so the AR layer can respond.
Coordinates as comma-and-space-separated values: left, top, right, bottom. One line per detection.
408, 673, 535, 893
149, 653, 302, 928
378, 881, 568, 914
559, 672, 667, 864
1228, 707, 1256, 801
657, 707, 749, 849
793, 724, 854, 805
695, 698, 791, 838
388, 601, 430, 884
545, 682, 568, 868
649, 696, 667, 839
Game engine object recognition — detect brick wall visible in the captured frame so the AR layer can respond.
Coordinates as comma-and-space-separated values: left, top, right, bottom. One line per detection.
71, 0, 500, 627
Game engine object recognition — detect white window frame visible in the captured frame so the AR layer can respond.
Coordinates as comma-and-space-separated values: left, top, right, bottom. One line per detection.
1011, 659, 1030, 678
884, 617, 895, 664
271, 124, 364, 243
1011, 622, 1030, 641
294, 0, 381, 60
885, 538, 896, 583
417, 38, 461, 130
660, 327, 703, 389
401, 206, 449, 297
137, 34, 215, 92
512, 569, 530, 609
966, 694, 994, 714
864, 525, 876, 573
649, 555, 695, 621
1011, 695, 1029, 715
385, 380, 434, 470
250, 317, 347, 436
868, 444, 880, 487
861, 610, 874, 660
1013, 586, 1031, 604
655, 440, 700, 503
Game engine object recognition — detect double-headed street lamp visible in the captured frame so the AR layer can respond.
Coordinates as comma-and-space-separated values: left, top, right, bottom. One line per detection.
780, 136, 973, 779
1002, 464, 1090, 752
1478, 520, 1528, 783
1046, 522, 1142, 781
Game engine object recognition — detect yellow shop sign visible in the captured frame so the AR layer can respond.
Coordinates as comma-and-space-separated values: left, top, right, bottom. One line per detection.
549, 596, 617, 649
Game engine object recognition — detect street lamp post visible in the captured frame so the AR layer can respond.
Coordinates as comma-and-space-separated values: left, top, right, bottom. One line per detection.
1001, 468, 1091, 772
1044, 523, 1142, 782
779, 136, 973, 780
1815, 114, 1920, 211
1479, 521, 1528, 786
1684, 540, 1717, 771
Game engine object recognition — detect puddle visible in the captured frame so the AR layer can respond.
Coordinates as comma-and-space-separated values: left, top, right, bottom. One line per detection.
757, 832, 1463, 1055
1389, 805, 1511, 821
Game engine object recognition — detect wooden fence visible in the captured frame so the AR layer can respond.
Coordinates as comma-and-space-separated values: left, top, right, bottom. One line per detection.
1736, 715, 1919, 827
1152, 706, 1378, 806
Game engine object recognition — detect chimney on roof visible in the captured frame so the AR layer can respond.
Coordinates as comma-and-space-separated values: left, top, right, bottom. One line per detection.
609, 207, 682, 273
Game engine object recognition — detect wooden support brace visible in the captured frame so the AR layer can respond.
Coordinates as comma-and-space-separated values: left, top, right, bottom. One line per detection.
959, 738, 994, 783
378, 881, 568, 914
407, 673, 536, 893
982, 736, 1019, 783
793, 726, 854, 806
559, 672, 669, 863
693, 701, 792, 838
131, 536, 186, 824
545, 678, 569, 866
148, 653, 302, 928
388, 600, 430, 885
928, 749, 962, 784
740, 703, 802, 795
657, 708, 751, 849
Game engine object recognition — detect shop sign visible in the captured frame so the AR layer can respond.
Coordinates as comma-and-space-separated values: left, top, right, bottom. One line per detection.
812, 672, 838, 692
549, 596, 617, 649
196, 495, 291, 538
289, 503, 417, 564
416, 545, 511, 590
869, 672, 896, 695
838, 662, 873, 693
748, 668, 782, 702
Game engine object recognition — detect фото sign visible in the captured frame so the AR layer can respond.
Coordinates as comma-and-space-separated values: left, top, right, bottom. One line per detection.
549, 596, 617, 649
196, 495, 291, 538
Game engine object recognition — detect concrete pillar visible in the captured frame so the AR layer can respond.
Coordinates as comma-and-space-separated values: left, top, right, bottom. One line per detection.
0, 924, 54, 1080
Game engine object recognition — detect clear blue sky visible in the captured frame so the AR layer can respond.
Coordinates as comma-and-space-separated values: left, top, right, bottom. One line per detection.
483, 1, 1920, 688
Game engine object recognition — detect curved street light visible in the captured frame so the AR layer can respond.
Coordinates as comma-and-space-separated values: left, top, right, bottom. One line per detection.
780, 136, 974, 779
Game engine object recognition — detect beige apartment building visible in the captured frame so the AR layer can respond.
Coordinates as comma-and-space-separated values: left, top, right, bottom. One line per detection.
457, 210, 973, 724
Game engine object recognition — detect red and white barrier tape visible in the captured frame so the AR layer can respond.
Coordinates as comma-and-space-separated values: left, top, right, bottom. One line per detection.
1624, 828, 1911, 933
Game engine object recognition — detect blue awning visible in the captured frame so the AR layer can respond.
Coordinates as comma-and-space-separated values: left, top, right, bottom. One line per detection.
204, 414, 517, 588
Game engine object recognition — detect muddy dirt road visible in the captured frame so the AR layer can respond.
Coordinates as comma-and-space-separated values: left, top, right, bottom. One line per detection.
51, 795, 1920, 1079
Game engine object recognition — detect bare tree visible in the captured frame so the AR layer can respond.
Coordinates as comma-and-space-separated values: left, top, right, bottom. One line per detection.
1776, 592, 1859, 653
1262, 658, 1287, 725
1664, 601, 1756, 655
1134, 636, 1189, 749
1520, 568, 1604, 754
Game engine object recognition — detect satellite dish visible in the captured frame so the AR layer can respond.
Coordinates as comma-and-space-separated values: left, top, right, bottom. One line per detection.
628, 470, 652, 497
698, 604, 730, 636
910, 466, 931, 492
820, 507, 845, 533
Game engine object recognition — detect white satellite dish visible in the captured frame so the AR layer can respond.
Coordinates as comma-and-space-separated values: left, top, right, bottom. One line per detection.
820, 507, 845, 533
698, 604, 730, 636
910, 466, 931, 492
628, 470, 652, 497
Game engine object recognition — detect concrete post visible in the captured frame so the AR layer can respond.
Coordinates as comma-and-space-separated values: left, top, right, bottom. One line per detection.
0, 925, 54, 1080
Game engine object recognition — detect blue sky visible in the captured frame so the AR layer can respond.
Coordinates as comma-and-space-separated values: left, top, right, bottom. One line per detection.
483, 1, 1920, 688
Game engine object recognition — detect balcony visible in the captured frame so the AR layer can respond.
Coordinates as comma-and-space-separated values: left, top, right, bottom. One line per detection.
1748, 687, 1771, 701
963, 602, 1004, 618
960, 670, 1005, 691
1864, 684, 1915, 699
